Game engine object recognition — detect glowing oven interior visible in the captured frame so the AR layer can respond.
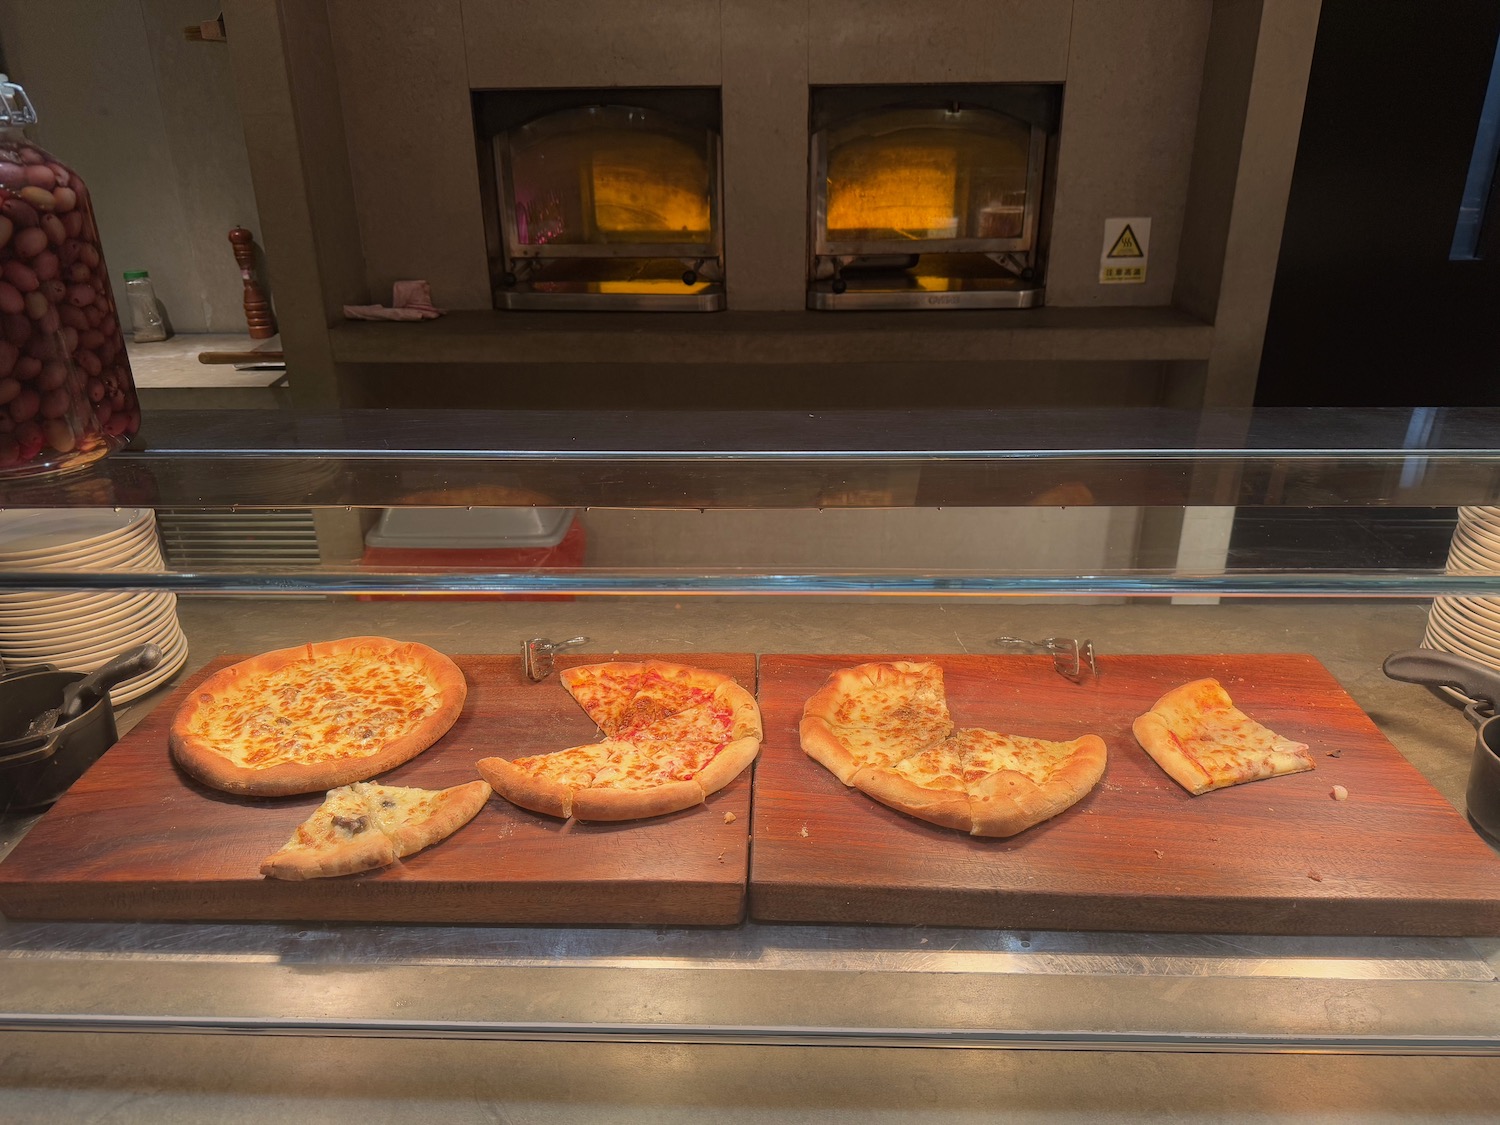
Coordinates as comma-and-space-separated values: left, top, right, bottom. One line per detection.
810, 85, 1060, 310
477, 89, 724, 310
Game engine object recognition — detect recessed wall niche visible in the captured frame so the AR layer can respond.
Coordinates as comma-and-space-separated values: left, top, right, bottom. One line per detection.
808, 84, 1062, 310
474, 87, 724, 310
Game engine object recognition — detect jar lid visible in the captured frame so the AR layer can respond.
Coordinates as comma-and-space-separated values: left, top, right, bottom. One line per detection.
122, 270, 149, 280
0, 76, 37, 127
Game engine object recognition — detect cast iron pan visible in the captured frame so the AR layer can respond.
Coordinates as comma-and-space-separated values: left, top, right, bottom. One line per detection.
1385, 649, 1500, 846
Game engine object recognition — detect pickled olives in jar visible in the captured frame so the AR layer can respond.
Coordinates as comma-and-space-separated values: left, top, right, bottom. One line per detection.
0, 76, 139, 476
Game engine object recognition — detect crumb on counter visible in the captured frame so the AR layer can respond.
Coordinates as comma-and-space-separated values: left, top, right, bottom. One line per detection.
1308, 871, 1323, 882
1331, 785, 1349, 801
1153, 848, 1164, 859
799, 824, 809, 838
724, 811, 737, 824
1326, 749, 1343, 758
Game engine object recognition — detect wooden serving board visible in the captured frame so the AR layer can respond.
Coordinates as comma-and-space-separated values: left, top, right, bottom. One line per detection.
750, 654, 1500, 935
0, 653, 754, 925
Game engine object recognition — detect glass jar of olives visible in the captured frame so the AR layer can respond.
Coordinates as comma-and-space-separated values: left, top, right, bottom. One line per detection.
0, 75, 140, 476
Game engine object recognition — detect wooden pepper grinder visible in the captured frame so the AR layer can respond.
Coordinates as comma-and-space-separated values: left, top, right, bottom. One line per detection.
228, 226, 276, 339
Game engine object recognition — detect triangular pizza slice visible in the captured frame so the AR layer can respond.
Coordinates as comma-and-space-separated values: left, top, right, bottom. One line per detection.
260, 779, 491, 880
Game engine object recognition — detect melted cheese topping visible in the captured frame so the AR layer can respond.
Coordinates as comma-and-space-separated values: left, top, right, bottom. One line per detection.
953, 729, 1080, 786
1153, 680, 1310, 783
562, 667, 646, 733
510, 663, 757, 803
286, 785, 377, 850
513, 744, 616, 788
625, 700, 735, 745
187, 651, 443, 768
267, 781, 475, 867
819, 666, 954, 771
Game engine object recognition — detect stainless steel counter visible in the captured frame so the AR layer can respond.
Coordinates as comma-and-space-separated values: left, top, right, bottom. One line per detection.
4, 597, 1500, 1119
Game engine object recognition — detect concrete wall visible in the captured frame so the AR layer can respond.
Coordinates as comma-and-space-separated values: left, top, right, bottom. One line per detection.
0, 0, 263, 334
325, 0, 1214, 313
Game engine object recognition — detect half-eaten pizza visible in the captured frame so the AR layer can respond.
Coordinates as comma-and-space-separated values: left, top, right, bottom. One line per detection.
260, 779, 491, 880
1132, 677, 1314, 795
477, 660, 761, 822
800, 660, 1106, 837
170, 636, 467, 796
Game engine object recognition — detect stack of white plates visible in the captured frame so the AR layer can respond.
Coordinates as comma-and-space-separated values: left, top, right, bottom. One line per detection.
0, 509, 188, 704
1426, 506, 1500, 671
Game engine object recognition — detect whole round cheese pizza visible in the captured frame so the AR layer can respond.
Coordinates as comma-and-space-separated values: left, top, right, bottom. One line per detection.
169, 636, 467, 796
800, 659, 1106, 837
478, 660, 761, 822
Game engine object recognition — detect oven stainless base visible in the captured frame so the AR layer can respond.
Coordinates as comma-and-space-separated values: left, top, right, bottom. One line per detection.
497, 284, 725, 312
808, 276, 1044, 310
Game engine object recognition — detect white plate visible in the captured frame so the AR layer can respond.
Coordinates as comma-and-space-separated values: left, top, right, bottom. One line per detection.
1424, 619, 1500, 669
0, 604, 180, 665
0, 509, 153, 560
1446, 536, 1500, 574
0, 592, 176, 643
1431, 595, 1500, 634
0, 513, 157, 560
1459, 510, 1500, 541
1446, 594, 1500, 629
1454, 528, 1500, 568
0, 589, 145, 624
0, 532, 161, 575
1428, 601, 1500, 660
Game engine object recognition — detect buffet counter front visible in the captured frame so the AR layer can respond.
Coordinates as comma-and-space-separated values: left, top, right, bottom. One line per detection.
3, 408, 1500, 1118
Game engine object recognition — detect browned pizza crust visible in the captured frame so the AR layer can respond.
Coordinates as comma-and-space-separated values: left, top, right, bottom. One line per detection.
476, 754, 581, 819
571, 779, 705, 822
692, 735, 760, 796
380, 779, 491, 857
967, 734, 1108, 837
800, 660, 936, 728
1133, 678, 1314, 795
849, 734, 1107, 838
170, 636, 466, 797
799, 660, 950, 784
715, 680, 764, 741
799, 714, 863, 785
259, 828, 396, 881
848, 765, 973, 832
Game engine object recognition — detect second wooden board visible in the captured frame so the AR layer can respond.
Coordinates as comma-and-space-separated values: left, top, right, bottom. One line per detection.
750, 653, 1500, 935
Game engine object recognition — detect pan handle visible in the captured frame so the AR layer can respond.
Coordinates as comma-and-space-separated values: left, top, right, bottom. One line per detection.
0, 733, 57, 769
0, 662, 59, 687
1384, 649, 1500, 725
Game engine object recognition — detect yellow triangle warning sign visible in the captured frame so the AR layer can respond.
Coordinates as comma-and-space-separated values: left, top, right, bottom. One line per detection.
1107, 224, 1144, 258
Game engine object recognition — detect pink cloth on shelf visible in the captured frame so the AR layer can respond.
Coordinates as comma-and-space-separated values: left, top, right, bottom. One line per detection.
342, 279, 446, 321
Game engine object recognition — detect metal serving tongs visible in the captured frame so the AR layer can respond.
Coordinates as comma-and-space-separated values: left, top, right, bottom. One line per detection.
992, 636, 1099, 682
522, 636, 590, 682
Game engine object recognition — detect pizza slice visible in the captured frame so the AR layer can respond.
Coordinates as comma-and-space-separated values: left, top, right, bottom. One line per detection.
800, 660, 953, 783
476, 743, 616, 819
496, 660, 762, 823
1132, 678, 1314, 795
259, 779, 491, 880
851, 729, 1107, 837
560, 662, 649, 734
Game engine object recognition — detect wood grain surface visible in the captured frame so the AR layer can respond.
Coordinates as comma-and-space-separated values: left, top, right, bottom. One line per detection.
750, 653, 1500, 935
0, 653, 755, 925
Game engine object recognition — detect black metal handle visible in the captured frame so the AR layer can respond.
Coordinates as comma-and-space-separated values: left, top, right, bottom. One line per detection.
59, 643, 163, 721
1384, 649, 1500, 725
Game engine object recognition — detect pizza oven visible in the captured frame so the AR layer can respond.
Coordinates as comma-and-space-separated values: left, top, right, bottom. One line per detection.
808, 85, 1060, 310
475, 89, 725, 311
